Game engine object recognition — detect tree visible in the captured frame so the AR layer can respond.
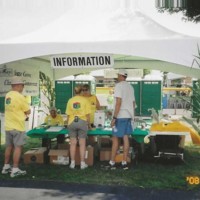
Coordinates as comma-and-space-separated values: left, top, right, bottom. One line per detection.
182, 80, 200, 127
181, 45, 200, 135
156, 0, 200, 23
39, 71, 55, 112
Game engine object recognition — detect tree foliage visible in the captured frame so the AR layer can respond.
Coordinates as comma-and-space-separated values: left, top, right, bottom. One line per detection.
39, 71, 55, 110
156, 0, 200, 23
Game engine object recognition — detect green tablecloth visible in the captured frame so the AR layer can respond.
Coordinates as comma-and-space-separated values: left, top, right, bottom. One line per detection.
26, 126, 148, 143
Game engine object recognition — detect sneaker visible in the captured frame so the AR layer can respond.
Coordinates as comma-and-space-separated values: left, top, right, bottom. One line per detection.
105, 162, 116, 170
2, 167, 12, 174
10, 169, 26, 178
69, 162, 75, 169
80, 163, 88, 170
121, 163, 129, 170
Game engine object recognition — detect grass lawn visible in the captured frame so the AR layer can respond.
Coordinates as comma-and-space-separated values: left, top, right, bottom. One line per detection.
0, 137, 200, 191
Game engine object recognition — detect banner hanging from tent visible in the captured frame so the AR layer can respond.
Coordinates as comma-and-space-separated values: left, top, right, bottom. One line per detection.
50, 54, 114, 69
0, 64, 39, 97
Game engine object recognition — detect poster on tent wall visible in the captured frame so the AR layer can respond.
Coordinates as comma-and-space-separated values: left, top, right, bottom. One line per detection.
50, 54, 114, 69
0, 64, 39, 97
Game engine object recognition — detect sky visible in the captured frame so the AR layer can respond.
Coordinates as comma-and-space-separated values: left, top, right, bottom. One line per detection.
139, 0, 200, 38
0, 0, 199, 42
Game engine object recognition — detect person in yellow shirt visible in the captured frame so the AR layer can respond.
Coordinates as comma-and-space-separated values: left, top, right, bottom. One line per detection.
44, 107, 65, 144
2, 76, 31, 178
82, 84, 100, 127
66, 85, 91, 169
44, 107, 64, 126
82, 84, 100, 145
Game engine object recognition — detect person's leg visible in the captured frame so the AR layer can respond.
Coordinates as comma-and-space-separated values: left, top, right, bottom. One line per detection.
122, 135, 130, 162
77, 120, 88, 169
79, 138, 86, 162
2, 131, 13, 174
10, 132, 27, 177
2, 145, 13, 174
68, 122, 78, 169
79, 138, 88, 169
3, 131, 13, 165
12, 131, 26, 168
4, 145, 13, 164
70, 138, 77, 162
13, 145, 22, 168
110, 136, 119, 162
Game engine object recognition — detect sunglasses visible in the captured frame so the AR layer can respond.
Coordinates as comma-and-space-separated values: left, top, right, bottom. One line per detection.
82, 89, 88, 92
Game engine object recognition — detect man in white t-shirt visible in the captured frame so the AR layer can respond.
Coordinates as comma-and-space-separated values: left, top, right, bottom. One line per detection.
109, 69, 135, 170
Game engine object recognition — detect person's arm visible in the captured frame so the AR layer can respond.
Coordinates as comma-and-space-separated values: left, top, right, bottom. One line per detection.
24, 109, 31, 121
24, 109, 31, 115
66, 115, 70, 126
133, 101, 135, 118
111, 97, 121, 127
22, 95, 31, 116
86, 114, 92, 129
59, 115, 64, 125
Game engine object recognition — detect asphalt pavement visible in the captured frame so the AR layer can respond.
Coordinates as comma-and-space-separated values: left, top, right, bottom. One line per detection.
0, 180, 199, 200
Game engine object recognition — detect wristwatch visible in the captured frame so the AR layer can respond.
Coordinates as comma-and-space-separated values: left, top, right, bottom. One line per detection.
113, 116, 117, 120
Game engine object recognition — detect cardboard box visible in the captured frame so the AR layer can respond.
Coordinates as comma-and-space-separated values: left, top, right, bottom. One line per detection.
100, 148, 111, 161
48, 149, 69, 165
58, 143, 70, 150
115, 153, 131, 163
24, 147, 47, 164
74, 146, 94, 166
100, 148, 131, 163
99, 137, 112, 148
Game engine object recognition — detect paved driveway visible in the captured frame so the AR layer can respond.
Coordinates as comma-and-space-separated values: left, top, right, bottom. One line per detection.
0, 180, 199, 200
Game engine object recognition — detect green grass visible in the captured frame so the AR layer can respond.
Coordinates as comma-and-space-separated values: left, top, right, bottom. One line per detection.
0, 137, 200, 191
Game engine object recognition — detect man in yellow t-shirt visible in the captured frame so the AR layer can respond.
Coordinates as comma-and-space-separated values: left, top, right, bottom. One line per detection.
44, 107, 64, 126
44, 107, 65, 144
66, 85, 91, 170
2, 76, 31, 178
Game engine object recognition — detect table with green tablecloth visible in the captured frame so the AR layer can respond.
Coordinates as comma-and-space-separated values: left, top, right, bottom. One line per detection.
27, 126, 148, 144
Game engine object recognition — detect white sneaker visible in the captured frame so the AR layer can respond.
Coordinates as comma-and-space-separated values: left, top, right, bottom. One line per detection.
10, 169, 27, 178
1, 167, 12, 174
80, 163, 88, 170
69, 162, 75, 169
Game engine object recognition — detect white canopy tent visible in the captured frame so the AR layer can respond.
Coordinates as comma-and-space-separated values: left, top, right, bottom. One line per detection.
0, 0, 200, 79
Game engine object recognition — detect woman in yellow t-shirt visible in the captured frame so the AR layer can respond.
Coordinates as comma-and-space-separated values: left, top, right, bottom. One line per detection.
82, 84, 100, 146
66, 85, 91, 169
82, 84, 100, 126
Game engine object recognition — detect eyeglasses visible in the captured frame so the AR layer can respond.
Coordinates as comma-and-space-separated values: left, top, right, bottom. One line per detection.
82, 89, 88, 92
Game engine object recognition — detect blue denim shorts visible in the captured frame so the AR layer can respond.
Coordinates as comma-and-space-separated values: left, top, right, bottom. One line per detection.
112, 118, 133, 138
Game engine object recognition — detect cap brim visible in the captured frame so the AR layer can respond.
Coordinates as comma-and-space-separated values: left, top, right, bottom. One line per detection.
11, 82, 24, 85
118, 73, 127, 76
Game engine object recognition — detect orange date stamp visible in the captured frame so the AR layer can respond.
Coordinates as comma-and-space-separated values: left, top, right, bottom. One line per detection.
186, 176, 200, 185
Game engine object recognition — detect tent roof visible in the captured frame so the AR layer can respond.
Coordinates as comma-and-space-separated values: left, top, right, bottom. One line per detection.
0, 0, 200, 78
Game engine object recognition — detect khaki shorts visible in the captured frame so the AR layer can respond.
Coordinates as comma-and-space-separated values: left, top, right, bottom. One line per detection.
68, 119, 88, 139
5, 130, 26, 147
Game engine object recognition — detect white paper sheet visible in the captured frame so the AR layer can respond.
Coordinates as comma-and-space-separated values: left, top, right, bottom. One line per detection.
46, 126, 64, 132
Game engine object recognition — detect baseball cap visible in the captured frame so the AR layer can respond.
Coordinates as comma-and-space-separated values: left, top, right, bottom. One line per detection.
11, 76, 25, 85
118, 69, 128, 77
49, 107, 57, 112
